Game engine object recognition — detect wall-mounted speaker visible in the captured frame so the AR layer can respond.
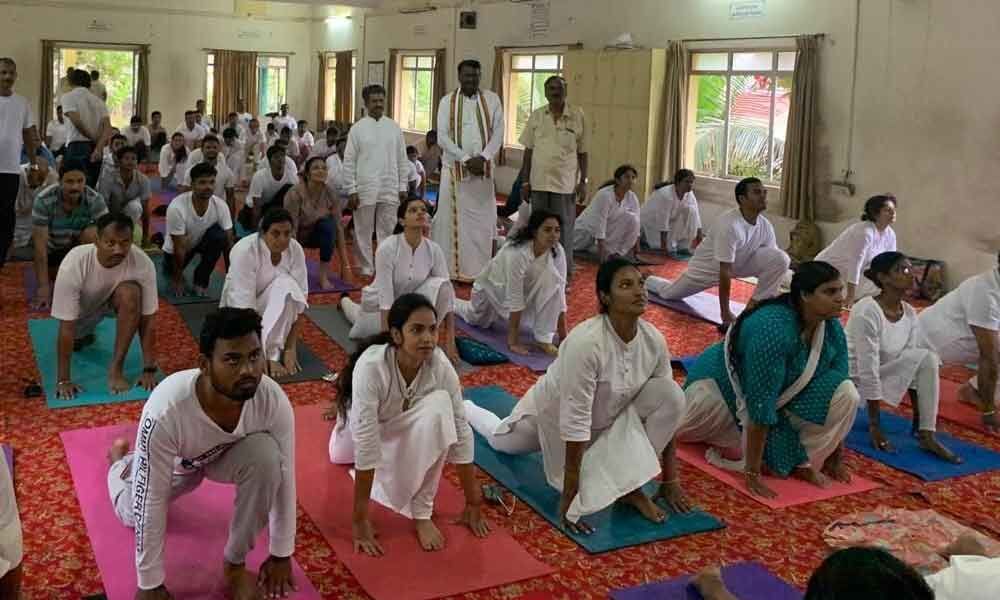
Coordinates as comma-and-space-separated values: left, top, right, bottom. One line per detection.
459, 11, 477, 29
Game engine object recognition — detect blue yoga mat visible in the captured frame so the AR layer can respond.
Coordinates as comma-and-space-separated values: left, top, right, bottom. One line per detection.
846, 409, 1000, 481
465, 385, 725, 553
29, 318, 153, 409
671, 356, 698, 372
152, 254, 226, 305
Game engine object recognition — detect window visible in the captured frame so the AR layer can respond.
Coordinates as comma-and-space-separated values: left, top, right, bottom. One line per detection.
257, 55, 289, 115
504, 52, 564, 147
685, 50, 795, 182
396, 53, 436, 132
322, 52, 357, 122
53, 46, 141, 128
205, 53, 214, 113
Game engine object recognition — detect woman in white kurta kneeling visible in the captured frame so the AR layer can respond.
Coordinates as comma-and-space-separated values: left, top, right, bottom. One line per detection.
465, 257, 692, 533
456, 209, 568, 356
340, 197, 459, 363
573, 165, 641, 262
641, 168, 703, 255
329, 293, 491, 555
220, 207, 309, 378
815, 194, 897, 307
845, 251, 960, 463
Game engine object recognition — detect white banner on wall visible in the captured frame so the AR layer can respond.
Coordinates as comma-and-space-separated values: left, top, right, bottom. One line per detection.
530, 1, 550, 41
730, 0, 766, 19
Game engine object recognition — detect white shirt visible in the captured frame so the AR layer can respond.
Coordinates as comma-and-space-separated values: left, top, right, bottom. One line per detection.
691, 207, 778, 268
576, 187, 640, 241
274, 114, 297, 133
221, 233, 308, 309
0, 438, 21, 579
919, 268, 1000, 360
247, 165, 298, 208
436, 89, 505, 165
640, 184, 698, 237
349, 344, 473, 471
846, 296, 925, 402
309, 139, 337, 160
157, 148, 188, 179
476, 240, 567, 315
372, 234, 450, 310
269, 136, 299, 159
178, 151, 235, 200
123, 126, 151, 148
296, 130, 314, 148
408, 159, 425, 187
61, 88, 108, 145
0, 93, 34, 174
15, 165, 58, 215
325, 154, 344, 195
223, 141, 245, 180
815, 221, 897, 286
244, 129, 266, 157
342, 116, 408, 206
50, 244, 158, 321
129, 369, 295, 590
925, 555, 1000, 600
163, 192, 233, 254
46, 118, 68, 152
174, 124, 205, 149
89, 80, 107, 101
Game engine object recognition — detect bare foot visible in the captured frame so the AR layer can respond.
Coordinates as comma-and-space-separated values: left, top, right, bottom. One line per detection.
318, 275, 332, 290
281, 350, 302, 376
868, 425, 895, 453
618, 489, 666, 523
959, 382, 983, 408
942, 533, 987, 558
108, 370, 132, 395
691, 566, 737, 600
107, 438, 130, 465
793, 466, 831, 488
193, 285, 207, 297
223, 562, 261, 600
917, 431, 963, 464
415, 519, 445, 551
268, 360, 289, 379
536, 342, 558, 356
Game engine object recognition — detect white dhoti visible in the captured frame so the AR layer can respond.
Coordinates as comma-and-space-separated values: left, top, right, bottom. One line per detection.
256, 273, 308, 361
431, 167, 495, 280
353, 202, 399, 276
574, 216, 641, 258
342, 276, 454, 340
646, 246, 790, 302
0, 452, 22, 579
329, 390, 458, 519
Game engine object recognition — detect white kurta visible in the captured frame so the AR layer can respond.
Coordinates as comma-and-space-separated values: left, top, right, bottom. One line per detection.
573, 187, 641, 256
925, 555, 1000, 600
341, 116, 408, 208
329, 344, 473, 519
220, 234, 309, 361
0, 448, 21, 579
431, 89, 504, 281
456, 241, 567, 344
640, 184, 702, 250
815, 221, 897, 297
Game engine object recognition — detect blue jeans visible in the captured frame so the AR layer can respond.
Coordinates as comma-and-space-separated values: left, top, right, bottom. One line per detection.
163, 224, 227, 288
65, 142, 101, 188
302, 217, 336, 262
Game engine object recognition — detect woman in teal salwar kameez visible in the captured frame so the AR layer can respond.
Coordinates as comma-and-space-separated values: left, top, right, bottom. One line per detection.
676, 261, 860, 499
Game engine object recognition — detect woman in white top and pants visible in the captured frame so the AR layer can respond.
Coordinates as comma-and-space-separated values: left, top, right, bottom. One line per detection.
641, 169, 703, 254
573, 165, 641, 262
340, 197, 459, 363
465, 257, 692, 533
330, 293, 491, 555
456, 209, 568, 356
816, 194, 898, 307
846, 251, 960, 463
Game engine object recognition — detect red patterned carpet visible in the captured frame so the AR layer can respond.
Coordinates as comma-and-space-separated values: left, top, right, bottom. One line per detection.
2, 239, 996, 599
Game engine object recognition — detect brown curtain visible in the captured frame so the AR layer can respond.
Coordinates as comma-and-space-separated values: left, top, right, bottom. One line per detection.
659, 41, 688, 182
212, 49, 258, 126
491, 46, 508, 165
432, 48, 447, 130
316, 52, 327, 126
39, 40, 56, 137
780, 35, 821, 221
335, 50, 354, 122
135, 45, 151, 121
385, 49, 399, 118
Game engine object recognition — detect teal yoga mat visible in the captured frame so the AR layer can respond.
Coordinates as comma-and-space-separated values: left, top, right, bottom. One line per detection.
29, 318, 154, 409
152, 254, 226, 305
465, 385, 725, 553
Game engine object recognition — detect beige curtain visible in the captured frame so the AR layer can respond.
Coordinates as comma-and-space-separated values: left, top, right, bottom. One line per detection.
780, 35, 821, 221
491, 47, 509, 165
136, 45, 150, 121
212, 49, 258, 126
659, 41, 689, 182
335, 50, 354, 122
432, 48, 447, 129
385, 49, 399, 118
316, 52, 327, 126
39, 40, 56, 137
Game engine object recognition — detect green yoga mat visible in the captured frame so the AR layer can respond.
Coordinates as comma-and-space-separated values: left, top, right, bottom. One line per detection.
176, 302, 329, 384
29, 318, 154, 409
152, 254, 226, 305
465, 385, 725, 553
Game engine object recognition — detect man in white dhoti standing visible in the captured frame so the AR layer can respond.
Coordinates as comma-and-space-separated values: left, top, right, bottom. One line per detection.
431, 59, 504, 282
342, 84, 408, 277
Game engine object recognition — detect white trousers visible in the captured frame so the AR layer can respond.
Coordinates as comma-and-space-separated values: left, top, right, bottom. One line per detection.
0, 455, 21, 579
574, 217, 641, 258
258, 273, 308, 362
676, 379, 860, 470
107, 433, 285, 567
867, 350, 941, 431
352, 202, 398, 276
929, 334, 1000, 404
454, 287, 562, 344
341, 277, 455, 340
646, 246, 790, 302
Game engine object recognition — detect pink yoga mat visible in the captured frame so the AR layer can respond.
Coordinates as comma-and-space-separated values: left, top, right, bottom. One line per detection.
294, 404, 555, 600
61, 423, 321, 600
934, 378, 996, 435
677, 443, 880, 509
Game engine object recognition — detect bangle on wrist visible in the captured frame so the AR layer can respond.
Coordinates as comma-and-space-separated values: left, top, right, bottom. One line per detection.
57, 379, 72, 386
744, 470, 761, 478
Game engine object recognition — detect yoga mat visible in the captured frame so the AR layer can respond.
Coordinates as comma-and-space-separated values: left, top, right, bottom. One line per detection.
152, 254, 226, 305
671, 355, 698, 373
22, 264, 49, 315
61, 423, 321, 600
935, 378, 995, 435
2, 444, 11, 475
28, 318, 153, 409
305, 258, 358, 295
608, 561, 802, 600
648, 290, 746, 326
466, 386, 725, 553
176, 302, 329, 384
676, 442, 880, 509
845, 409, 1000, 481
454, 316, 555, 373
293, 404, 555, 600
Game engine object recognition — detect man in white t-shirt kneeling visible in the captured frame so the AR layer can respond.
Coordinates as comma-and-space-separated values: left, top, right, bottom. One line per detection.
177, 135, 236, 218
244, 145, 297, 231
163, 162, 234, 297
50, 212, 159, 400
645, 177, 790, 328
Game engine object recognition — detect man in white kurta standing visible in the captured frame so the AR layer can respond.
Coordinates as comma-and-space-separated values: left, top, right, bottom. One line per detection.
341, 84, 408, 277
431, 59, 504, 282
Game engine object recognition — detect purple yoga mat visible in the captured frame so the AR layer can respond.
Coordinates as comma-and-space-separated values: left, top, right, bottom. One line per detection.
648, 290, 745, 326
2, 444, 11, 475
454, 316, 555, 372
609, 561, 802, 600
22, 265, 49, 315
61, 423, 321, 600
305, 258, 358, 295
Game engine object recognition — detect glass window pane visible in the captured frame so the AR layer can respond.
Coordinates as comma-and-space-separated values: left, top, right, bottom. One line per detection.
512, 55, 534, 70
511, 72, 534, 140
415, 71, 433, 131
732, 52, 773, 71
403, 56, 417, 69
726, 75, 771, 179
689, 74, 727, 176
692, 53, 727, 71
399, 69, 416, 129
771, 75, 793, 180
417, 56, 434, 69
777, 51, 796, 71
535, 54, 559, 70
